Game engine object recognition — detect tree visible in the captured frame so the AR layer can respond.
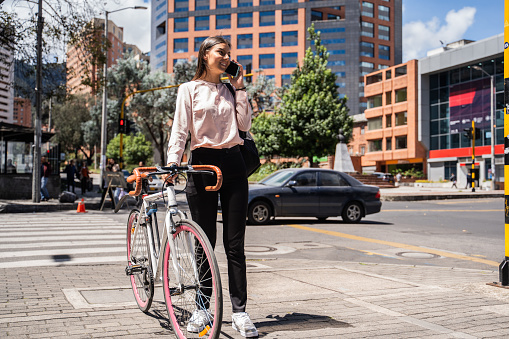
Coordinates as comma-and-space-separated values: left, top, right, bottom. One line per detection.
250, 112, 284, 161
246, 71, 279, 114
106, 132, 153, 166
277, 24, 353, 167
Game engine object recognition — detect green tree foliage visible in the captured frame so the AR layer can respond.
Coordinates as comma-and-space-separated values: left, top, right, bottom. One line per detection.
106, 132, 153, 166
246, 71, 279, 113
277, 24, 353, 167
250, 112, 283, 160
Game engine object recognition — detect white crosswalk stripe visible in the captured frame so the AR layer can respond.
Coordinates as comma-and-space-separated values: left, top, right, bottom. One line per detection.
0, 212, 129, 268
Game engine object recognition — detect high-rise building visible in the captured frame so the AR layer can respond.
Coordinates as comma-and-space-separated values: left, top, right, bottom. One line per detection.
151, 0, 402, 115
12, 97, 32, 128
66, 18, 125, 95
0, 46, 14, 123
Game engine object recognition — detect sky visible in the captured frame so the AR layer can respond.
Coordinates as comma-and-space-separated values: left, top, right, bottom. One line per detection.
2, 0, 505, 61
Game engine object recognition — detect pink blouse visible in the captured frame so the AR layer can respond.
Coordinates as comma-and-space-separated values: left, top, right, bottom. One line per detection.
167, 80, 253, 165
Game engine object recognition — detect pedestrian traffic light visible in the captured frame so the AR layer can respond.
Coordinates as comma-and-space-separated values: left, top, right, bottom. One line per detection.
474, 127, 481, 140
463, 127, 473, 140
118, 118, 126, 133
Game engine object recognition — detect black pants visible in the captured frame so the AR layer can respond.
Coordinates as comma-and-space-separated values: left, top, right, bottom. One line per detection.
186, 146, 248, 313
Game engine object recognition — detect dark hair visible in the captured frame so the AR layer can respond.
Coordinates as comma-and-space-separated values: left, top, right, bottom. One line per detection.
193, 36, 231, 81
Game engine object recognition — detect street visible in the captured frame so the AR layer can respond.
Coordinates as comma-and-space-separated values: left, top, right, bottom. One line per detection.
2, 199, 509, 338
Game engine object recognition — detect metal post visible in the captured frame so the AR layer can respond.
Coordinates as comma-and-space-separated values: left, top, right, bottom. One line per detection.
501, 1, 509, 286
32, 0, 43, 203
471, 120, 475, 192
490, 75, 495, 190
100, 12, 109, 191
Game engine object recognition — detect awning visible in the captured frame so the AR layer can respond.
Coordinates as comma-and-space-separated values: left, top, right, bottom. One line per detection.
0, 122, 54, 143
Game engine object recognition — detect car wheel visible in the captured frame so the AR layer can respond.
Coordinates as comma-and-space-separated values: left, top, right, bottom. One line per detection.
248, 201, 271, 225
316, 217, 328, 222
342, 202, 362, 223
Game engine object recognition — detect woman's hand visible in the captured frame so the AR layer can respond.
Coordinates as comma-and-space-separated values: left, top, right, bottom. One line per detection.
227, 60, 245, 90
161, 163, 177, 183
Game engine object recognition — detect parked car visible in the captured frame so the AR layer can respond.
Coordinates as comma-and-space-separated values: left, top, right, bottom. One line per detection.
247, 168, 382, 225
148, 174, 164, 192
372, 172, 395, 184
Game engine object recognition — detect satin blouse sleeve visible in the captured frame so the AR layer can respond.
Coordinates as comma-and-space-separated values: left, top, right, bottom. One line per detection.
167, 84, 192, 165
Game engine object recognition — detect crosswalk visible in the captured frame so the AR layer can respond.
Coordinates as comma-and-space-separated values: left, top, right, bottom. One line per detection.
0, 212, 129, 268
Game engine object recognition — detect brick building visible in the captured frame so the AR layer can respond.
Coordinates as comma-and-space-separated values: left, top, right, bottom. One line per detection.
12, 97, 32, 127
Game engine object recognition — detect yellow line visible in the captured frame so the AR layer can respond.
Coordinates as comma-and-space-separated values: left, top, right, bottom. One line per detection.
382, 209, 502, 212
286, 224, 499, 267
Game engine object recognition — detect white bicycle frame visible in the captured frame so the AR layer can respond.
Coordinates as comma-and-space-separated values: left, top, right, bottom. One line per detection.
130, 183, 199, 285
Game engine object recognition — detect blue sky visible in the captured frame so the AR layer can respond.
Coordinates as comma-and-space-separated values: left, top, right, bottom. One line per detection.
402, 0, 504, 61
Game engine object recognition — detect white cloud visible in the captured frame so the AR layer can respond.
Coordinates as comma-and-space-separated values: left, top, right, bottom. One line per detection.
403, 7, 476, 61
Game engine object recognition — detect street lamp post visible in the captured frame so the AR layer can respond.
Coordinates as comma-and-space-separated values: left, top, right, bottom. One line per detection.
472, 65, 495, 191
99, 6, 147, 189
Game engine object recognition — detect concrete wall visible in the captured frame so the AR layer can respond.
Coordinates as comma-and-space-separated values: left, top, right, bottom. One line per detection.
0, 175, 60, 200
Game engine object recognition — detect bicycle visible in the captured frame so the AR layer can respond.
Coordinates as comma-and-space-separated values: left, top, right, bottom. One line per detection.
122, 164, 223, 338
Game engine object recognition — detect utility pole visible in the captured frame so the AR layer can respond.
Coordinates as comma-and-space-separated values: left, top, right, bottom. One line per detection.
32, 0, 43, 203
471, 120, 475, 192
99, 11, 109, 192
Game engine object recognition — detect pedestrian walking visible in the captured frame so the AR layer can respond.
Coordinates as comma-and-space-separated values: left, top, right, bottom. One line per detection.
80, 161, 89, 195
450, 173, 457, 189
64, 160, 77, 193
165, 36, 258, 337
465, 172, 471, 189
395, 172, 402, 186
40, 156, 51, 201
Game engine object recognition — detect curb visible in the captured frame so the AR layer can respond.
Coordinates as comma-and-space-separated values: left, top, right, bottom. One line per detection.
382, 192, 504, 201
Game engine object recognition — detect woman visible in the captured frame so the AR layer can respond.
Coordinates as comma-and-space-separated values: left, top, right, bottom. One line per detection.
166, 36, 257, 337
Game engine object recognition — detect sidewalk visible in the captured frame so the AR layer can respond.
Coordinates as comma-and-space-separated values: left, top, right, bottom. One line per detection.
2, 256, 509, 338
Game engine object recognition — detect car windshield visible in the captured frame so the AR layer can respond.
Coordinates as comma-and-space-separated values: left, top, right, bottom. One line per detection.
259, 170, 295, 186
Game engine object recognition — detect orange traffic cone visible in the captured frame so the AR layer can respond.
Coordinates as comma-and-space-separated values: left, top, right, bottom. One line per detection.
77, 198, 87, 213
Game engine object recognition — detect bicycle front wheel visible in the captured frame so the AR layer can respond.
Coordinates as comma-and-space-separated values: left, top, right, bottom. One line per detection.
163, 219, 223, 339
127, 209, 154, 313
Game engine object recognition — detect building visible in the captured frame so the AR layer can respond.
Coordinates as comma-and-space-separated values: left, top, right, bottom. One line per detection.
348, 112, 367, 157
151, 0, 402, 115
0, 46, 14, 123
361, 59, 426, 174
12, 97, 32, 127
67, 18, 125, 95
419, 35, 504, 187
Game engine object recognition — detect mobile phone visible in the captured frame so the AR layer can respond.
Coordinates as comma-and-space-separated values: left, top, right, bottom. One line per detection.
225, 61, 240, 78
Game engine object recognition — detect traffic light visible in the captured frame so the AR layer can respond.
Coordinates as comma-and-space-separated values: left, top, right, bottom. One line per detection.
474, 127, 481, 140
245, 63, 252, 83
125, 119, 132, 134
463, 127, 473, 140
118, 118, 126, 133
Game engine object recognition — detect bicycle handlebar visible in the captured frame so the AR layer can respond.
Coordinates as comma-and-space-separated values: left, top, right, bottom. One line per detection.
127, 165, 223, 196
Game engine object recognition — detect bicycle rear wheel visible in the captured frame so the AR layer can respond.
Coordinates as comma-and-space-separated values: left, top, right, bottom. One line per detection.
163, 219, 222, 339
126, 209, 154, 313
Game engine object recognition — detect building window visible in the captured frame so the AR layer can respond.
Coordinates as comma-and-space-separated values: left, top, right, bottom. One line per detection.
282, 52, 298, 68
216, 0, 231, 8
175, 0, 189, 12
386, 69, 392, 79
360, 126, 365, 135
173, 58, 187, 65
156, 50, 166, 58
237, 55, 252, 72
367, 116, 383, 130
336, 82, 346, 88
238, 0, 252, 7
156, 11, 166, 21
311, 10, 322, 22
386, 138, 392, 150
362, 2, 374, 17
367, 94, 382, 109
174, 38, 188, 53
194, 37, 207, 51
260, 11, 275, 26
395, 88, 407, 103
336, 71, 346, 78
329, 60, 346, 66
174, 17, 188, 32
156, 41, 167, 50
369, 139, 383, 152
360, 145, 366, 155
156, 22, 166, 38
385, 91, 392, 105
395, 136, 407, 149
282, 31, 298, 46
395, 112, 407, 126
379, 24, 390, 40
195, 0, 209, 10
386, 114, 392, 127
329, 49, 346, 55
360, 41, 374, 58
366, 73, 383, 85
259, 32, 275, 48
378, 5, 390, 21
282, 74, 291, 85
379, 45, 390, 60
156, 1, 167, 11
282, 0, 298, 3
395, 65, 407, 76
238, 12, 253, 28
216, 14, 231, 29
260, 0, 275, 4
361, 21, 374, 37
195, 16, 209, 31
282, 10, 298, 25
259, 54, 275, 69
237, 34, 252, 49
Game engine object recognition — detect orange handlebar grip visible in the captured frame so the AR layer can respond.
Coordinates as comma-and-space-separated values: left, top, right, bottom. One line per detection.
191, 165, 223, 191
128, 167, 155, 196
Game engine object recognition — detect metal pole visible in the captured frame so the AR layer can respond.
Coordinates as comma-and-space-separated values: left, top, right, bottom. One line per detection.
471, 120, 475, 192
32, 0, 43, 203
491, 75, 495, 190
100, 12, 109, 191
501, 1, 509, 286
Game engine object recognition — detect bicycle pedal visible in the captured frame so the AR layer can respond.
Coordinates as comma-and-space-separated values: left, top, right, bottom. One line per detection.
125, 264, 146, 276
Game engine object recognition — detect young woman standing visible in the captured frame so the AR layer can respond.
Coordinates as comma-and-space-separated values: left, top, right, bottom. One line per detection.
166, 36, 257, 338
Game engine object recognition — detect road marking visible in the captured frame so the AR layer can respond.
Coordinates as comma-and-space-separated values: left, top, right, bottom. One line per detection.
382, 209, 502, 212
0, 247, 125, 259
0, 256, 126, 269
286, 224, 500, 267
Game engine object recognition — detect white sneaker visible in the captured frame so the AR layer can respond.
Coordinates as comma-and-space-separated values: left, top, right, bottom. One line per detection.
187, 309, 211, 333
232, 312, 258, 337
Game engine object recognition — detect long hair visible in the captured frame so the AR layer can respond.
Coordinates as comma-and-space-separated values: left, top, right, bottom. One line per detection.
193, 36, 231, 81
